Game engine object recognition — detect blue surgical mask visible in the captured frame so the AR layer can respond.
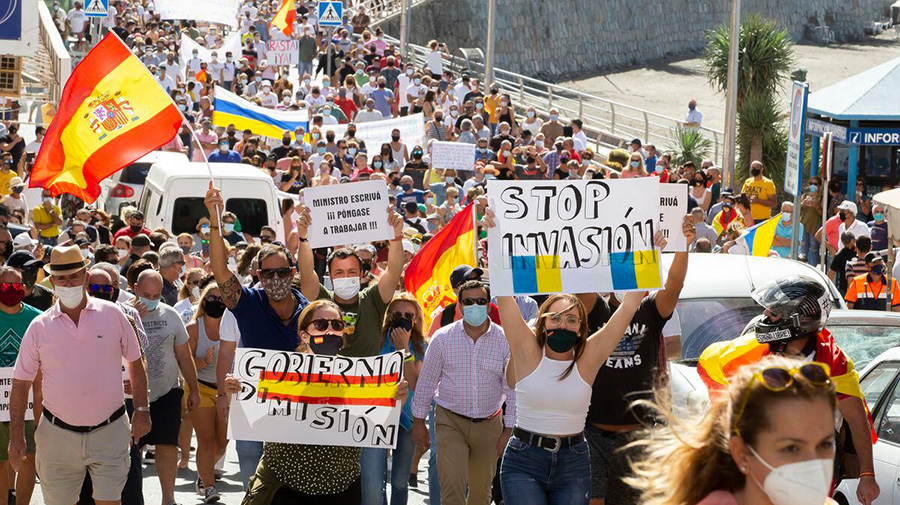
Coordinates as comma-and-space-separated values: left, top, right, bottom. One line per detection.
874, 212, 885, 222
549, 114, 558, 121
317, 147, 326, 154
348, 147, 357, 155
462, 304, 488, 326
630, 161, 639, 168
140, 296, 160, 311
808, 184, 818, 194
374, 161, 383, 169
223, 222, 236, 233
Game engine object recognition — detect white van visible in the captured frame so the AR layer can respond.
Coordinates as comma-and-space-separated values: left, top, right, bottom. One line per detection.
97, 151, 189, 216
140, 162, 285, 242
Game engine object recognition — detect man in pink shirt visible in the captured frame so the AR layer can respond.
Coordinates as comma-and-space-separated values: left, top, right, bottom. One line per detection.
192, 118, 219, 162
9, 245, 150, 505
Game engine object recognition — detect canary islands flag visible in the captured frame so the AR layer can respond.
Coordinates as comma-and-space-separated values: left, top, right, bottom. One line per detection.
736, 213, 782, 257
405, 204, 477, 327
212, 86, 308, 140
30, 34, 182, 202
270, 0, 296, 37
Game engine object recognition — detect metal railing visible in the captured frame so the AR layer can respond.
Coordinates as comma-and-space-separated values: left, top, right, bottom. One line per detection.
373, 22, 725, 163
36, 1, 71, 103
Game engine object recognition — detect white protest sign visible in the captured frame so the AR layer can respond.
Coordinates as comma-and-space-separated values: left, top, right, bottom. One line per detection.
323, 114, 426, 162
430, 141, 475, 171
0, 368, 34, 422
179, 33, 243, 79
304, 180, 393, 249
266, 40, 300, 66
228, 348, 403, 448
659, 184, 687, 252
155, 0, 240, 27
486, 178, 664, 296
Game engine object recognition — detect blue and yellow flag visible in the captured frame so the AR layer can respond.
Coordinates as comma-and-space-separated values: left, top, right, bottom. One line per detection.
737, 213, 782, 256
212, 86, 308, 140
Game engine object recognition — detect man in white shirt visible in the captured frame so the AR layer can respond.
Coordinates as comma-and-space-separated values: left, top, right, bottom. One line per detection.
837, 200, 871, 248
453, 75, 472, 106
185, 49, 202, 79
405, 74, 426, 109
256, 81, 278, 108
685, 99, 702, 127
222, 52, 237, 91
208, 52, 224, 85
396, 64, 414, 115
24, 127, 43, 154
355, 98, 384, 123
304, 87, 326, 110
157, 65, 177, 93
162, 53, 181, 85
65, 2, 87, 40
572, 119, 588, 152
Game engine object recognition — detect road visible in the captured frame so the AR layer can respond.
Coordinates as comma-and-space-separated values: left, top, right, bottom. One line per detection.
27, 440, 434, 505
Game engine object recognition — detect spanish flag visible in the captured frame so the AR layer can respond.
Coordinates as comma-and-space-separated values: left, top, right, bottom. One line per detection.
270, 0, 296, 37
405, 204, 477, 327
30, 34, 182, 202
698, 330, 876, 441
257, 369, 400, 407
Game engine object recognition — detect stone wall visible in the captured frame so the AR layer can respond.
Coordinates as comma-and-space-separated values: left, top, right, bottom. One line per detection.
378, 0, 887, 81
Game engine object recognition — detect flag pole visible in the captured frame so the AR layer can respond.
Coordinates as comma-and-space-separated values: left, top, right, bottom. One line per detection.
178, 112, 224, 231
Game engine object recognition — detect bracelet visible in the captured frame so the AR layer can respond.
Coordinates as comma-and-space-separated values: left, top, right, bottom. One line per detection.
298, 236, 309, 243
859, 471, 876, 478
390, 237, 402, 243
135, 406, 150, 412
217, 392, 229, 398
404, 355, 415, 363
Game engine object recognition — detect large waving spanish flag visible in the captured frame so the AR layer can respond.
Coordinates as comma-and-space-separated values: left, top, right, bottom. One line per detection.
30, 34, 182, 202
270, 0, 296, 37
405, 204, 477, 327
698, 330, 875, 441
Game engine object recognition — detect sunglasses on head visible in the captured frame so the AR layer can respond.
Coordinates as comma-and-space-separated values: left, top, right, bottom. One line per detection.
460, 297, 488, 306
259, 267, 292, 280
734, 362, 831, 438
309, 318, 346, 332
88, 284, 114, 294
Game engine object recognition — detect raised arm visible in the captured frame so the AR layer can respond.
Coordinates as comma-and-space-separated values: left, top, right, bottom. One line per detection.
655, 215, 692, 318
377, 207, 405, 304
495, 295, 541, 364
579, 291, 644, 377
204, 181, 243, 309
294, 204, 320, 301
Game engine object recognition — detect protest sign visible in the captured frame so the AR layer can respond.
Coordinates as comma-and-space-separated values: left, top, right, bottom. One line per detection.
324, 114, 425, 162
486, 178, 664, 296
659, 184, 687, 252
179, 33, 243, 78
302, 180, 393, 249
430, 141, 475, 171
266, 40, 300, 66
0, 368, 34, 422
228, 348, 403, 448
155, 0, 240, 27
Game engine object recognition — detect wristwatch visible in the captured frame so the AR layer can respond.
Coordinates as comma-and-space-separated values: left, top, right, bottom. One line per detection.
135, 406, 150, 413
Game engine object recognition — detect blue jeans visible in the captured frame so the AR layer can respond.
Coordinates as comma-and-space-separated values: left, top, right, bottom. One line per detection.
236, 440, 264, 490
500, 435, 591, 505
801, 231, 820, 267
428, 403, 441, 505
360, 427, 417, 505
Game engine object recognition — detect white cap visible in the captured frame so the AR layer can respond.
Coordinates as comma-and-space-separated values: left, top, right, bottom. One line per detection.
12, 233, 37, 251
837, 200, 858, 215
402, 239, 415, 255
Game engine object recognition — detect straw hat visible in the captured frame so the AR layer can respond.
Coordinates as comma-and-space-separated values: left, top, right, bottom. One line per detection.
43, 244, 90, 276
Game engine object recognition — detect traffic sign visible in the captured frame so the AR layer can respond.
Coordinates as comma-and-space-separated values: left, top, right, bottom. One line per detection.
783, 81, 808, 197
317, 1, 343, 27
84, 0, 109, 18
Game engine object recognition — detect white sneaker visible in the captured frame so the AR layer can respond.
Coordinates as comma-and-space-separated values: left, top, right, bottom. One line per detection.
194, 477, 204, 495
203, 486, 221, 504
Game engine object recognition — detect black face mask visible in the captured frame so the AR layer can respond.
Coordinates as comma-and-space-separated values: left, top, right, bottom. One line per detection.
391, 135, 400, 141
90, 290, 116, 302
283, 139, 291, 146
871, 265, 886, 276
347, 130, 356, 137
545, 328, 579, 353
204, 299, 227, 318
130, 224, 143, 233
326, 135, 335, 142
413, 151, 423, 159
750, 167, 761, 177
391, 316, 413, 332
308, 333, 343, 356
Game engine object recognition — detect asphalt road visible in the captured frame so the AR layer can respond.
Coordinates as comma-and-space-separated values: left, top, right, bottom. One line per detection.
27, 440, 434, 505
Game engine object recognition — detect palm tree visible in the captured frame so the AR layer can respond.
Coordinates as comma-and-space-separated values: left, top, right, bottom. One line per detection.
704, 15, 794, 178
667, 125, 713, 168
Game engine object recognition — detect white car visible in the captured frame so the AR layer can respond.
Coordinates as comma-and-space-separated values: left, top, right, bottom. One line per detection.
835, 346, 900, 505
96, 151, 188, 216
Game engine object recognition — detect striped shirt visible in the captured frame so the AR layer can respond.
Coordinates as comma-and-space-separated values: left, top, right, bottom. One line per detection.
412, 320, 516, 427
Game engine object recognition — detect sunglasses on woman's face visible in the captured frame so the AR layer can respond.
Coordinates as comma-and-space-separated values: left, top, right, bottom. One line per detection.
309, 318, 346, 332
391, 311, 415, 321
206, 295, 223, 304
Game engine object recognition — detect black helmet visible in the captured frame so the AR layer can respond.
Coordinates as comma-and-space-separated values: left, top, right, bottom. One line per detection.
751, 275, 831, 350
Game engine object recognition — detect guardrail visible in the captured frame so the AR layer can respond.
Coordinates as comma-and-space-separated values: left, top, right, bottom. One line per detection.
36, 1, 71, 103
376, 28, 725, 164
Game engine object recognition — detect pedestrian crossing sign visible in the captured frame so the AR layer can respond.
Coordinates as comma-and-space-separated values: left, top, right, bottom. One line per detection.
84, 0, 109, 17
317, 1, 343, 27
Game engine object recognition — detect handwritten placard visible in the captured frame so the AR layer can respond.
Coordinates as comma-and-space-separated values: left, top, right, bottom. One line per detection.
659, 184, 687, 252
266, 40, 300, 66
430, 141, 476, 171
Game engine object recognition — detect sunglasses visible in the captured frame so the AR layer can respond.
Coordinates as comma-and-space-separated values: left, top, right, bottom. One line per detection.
734, 363, 831, 438
309, 318, 346, 332
391, 311, 415, 321
460, 297, 488, 306
88, 284, 114, 294
0, 282, 24, 291
259, 267, 292, 280
260, 236, 275, 243
206, 295, 223, 304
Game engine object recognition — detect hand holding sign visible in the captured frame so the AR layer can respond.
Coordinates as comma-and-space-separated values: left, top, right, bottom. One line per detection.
682, 215, 695, 244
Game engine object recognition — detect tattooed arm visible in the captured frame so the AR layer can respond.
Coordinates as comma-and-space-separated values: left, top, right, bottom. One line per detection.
204, 182, 244, 310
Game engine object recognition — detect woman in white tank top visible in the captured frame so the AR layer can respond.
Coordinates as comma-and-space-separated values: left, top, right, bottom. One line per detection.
495, 291, 643, 505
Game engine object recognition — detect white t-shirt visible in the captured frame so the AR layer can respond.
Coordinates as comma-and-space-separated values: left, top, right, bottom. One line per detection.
405, 83, 425, 103
257, 91, 278, 108
186, 57, 202, 77
161, 61, 181, 80
453, 83, 471, 105
396, 74, 412, 107
222, 61, 236, 82
426, 50, 443, 75
838, 219, 871, 243
158, 74, 177, 93
1, 195, 26, 214
355, 109, 383, 123
214, 310, 241, 342
66, 9, 87, 33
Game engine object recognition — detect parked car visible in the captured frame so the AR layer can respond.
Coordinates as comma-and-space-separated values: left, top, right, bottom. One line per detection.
139, 162, 285, 241
835, 346, 900, 505
97, 151, 188, 216
741, 309, 900, 370
664, 253, 846, 361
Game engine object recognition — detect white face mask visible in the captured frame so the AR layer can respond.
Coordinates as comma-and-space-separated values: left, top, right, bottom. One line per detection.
191, 286, 201, 299
331, 276, 361, 300
747, 445, 833, 505
117, 248, 129, 259
55, 285, 85, 309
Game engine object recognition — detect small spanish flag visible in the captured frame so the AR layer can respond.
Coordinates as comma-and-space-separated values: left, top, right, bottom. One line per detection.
196, 68, 208, 84
270, 0, 296, 37
30, 34, 182, 202
405, 204, 477, 327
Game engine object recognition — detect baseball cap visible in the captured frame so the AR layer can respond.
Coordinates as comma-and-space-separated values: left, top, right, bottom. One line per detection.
837, 200, 858, 215
449, 265, 484, 290
6, 250, 43, 269
401, 240, 415, 255
12, 233, 37, 251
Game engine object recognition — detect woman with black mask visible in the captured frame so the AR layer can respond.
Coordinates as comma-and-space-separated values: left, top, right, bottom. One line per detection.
187, 283, 237, 502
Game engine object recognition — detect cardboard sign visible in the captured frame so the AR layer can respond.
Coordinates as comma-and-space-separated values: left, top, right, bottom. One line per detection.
430, 141, 475, 171
486, 178, 664, 296
0, 368, 34, 422
304, 180, 394, 248
266, 40, 300, 66
228, 348, 403, 448
659, 184, 687, 252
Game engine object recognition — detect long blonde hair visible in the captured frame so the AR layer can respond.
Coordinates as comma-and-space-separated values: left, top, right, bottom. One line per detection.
626, 355, 836, 505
